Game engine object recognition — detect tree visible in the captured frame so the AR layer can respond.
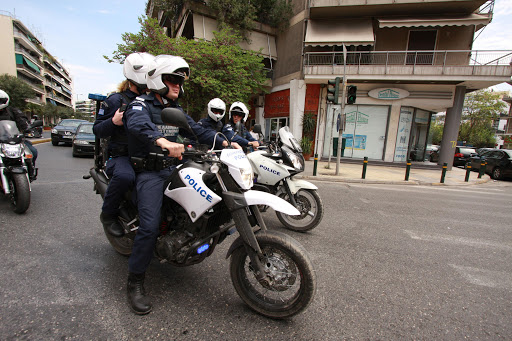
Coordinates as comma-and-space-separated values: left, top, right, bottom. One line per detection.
105, 16, 268, 120
429, 121, 443, 145
459, 89, 506, 147
0, 74, 35, 110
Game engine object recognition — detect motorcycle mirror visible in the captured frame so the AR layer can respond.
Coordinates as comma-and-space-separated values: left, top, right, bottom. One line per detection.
161, 108, 194, 136
253, 124, 262, 134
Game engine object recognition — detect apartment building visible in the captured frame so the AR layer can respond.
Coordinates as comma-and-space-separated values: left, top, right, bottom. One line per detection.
147, 0, 511, 167
0, 13, 73, 110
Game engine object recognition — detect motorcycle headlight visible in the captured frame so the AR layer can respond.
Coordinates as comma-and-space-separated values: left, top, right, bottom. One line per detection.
51, 128, 57, 134
239, 166, 254, 189
1, 143, 24, 158
282, 146, 305, 171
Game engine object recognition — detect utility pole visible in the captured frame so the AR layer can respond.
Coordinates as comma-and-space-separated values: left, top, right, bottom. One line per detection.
335, 44, 347, 175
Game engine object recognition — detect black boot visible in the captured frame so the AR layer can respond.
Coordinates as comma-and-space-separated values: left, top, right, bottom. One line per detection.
100, 212, 125, 237
127, 272, 152, 315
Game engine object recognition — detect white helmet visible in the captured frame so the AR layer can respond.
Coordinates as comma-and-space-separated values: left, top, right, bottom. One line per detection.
123, 52, 155, 88
0, 89, 9, 110
229, 102, 249, 123
208, 98, 226, 122
146, 55, 190, 96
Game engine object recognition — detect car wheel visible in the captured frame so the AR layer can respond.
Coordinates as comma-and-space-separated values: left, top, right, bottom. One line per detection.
491, 167, 503, 180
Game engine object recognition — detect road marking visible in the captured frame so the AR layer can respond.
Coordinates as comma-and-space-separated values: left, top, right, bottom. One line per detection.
450, 265, 512, 290
405, 230, 512, 251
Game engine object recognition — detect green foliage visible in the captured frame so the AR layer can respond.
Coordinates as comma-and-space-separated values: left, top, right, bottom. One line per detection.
153, 0, 292, 34
460, 89, 505, 148
0, 74, 35, 110
300, 136, 313, 155
105, 16, 268, 120
429, 121, 444, 145
301, 112, 316, 139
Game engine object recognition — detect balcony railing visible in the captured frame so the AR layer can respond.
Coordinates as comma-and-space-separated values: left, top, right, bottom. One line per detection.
304, 50, 512, 77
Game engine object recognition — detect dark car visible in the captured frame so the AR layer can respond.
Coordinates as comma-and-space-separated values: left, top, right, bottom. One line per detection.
51, 119, 89, 146
429, 146, 477, 167
469, 149, 512, 180
72, 123, 95, 157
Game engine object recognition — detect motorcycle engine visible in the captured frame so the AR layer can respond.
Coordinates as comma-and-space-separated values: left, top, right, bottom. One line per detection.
155, 229, 194, 264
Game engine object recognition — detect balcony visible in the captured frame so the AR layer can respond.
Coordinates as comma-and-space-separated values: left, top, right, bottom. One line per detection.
309, 0, 491, 18
303, 50, 512, 88
13, 30, 43, 57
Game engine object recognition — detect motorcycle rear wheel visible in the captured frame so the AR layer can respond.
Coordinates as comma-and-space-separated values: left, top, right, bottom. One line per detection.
9, 173, 30, 214
103, 224, 133, 256
276, 189, 324, 232
229, 231, 316, 319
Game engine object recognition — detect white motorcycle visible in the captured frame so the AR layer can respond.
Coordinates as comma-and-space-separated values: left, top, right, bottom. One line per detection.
87, 108, 317, 319
246, 126, 324, 232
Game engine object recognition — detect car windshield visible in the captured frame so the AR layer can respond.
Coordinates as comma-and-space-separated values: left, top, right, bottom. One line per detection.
503, 150, 512, 158
77, 124, 93, 134
59, 120, 84, 127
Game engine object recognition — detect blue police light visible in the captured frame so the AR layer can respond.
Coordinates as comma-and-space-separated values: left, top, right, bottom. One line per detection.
88, 93, 107, 101
197, 243, 209, 254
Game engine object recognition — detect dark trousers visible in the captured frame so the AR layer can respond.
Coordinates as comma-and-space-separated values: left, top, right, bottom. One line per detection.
128, 167, 174, 275
24, 140, 37, 164
102, 156, 136, 216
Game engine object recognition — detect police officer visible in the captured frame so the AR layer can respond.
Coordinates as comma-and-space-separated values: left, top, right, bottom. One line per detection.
123, 55, 235, 315
222, 102, 259, 150
197, 98, 226, 133
0, 89, 37, 180
93, 52, 155, 237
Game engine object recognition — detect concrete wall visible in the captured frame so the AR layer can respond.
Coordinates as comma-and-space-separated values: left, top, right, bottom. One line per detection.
274, 21, 304, 81
0, 15, 17, 77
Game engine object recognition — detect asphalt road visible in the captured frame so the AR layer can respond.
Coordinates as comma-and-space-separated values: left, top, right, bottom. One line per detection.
1, 141, 511, 340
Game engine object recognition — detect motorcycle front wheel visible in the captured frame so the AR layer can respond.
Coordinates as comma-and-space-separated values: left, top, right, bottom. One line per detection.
276, 189, 324, 232
8, 173, 30, 214
230, 231, 316, 319
103, 223, 133, 256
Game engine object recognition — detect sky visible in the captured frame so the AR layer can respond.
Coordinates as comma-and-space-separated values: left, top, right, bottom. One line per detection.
1, 0, 511, 104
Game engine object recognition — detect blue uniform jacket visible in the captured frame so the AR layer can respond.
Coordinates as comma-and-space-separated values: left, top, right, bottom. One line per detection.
222, 121, 257, 147
123, 93, 226, 158
198, 116, 224, 133
93, 90, 137, 155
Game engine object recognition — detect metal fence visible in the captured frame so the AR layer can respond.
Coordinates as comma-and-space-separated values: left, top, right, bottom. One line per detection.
304, 50, 512, 67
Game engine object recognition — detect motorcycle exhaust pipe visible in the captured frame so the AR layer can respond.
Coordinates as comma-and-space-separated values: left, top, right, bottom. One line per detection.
88, 168, 108, 198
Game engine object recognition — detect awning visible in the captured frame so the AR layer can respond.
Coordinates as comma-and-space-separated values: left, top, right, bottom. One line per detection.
15, 54, 41, 73
378, 14, 491, 30
192, 13, 277, 59
305, 20, 375, 47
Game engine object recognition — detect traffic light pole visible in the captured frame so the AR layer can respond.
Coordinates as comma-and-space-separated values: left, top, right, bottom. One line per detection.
335, 76, 347, 175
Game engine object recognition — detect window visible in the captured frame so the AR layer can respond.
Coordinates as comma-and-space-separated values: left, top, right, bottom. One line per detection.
407, 30, 437, 65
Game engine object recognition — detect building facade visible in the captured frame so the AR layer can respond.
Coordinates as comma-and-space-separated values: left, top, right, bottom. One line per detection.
0, 13, 73, 110
147, 0, 511, 167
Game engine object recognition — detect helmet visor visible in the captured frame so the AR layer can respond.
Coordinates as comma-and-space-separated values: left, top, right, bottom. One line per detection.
0, 98, 8, 105
211, 108, 225, 114
162, 74, 184, 86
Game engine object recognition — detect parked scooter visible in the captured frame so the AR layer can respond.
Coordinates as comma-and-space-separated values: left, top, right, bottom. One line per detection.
0, 120, 41, 213
86, 108, 316, 319
245, 125, 324, 232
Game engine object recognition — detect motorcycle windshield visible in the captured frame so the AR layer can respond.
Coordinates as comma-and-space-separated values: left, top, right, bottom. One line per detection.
278, 126, 302, 153
0, 120, 22, 143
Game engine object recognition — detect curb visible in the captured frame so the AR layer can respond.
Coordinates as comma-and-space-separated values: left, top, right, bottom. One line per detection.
30, 138, 51, 145
301, 174, 491, 186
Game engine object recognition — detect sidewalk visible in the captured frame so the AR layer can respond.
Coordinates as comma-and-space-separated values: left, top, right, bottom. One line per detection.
301, 158, 491, 186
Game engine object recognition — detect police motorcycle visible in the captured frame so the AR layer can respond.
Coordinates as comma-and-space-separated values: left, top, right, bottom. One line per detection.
87, 108, 316, 319
0, 120, 41, 213
244, 125, 324, 232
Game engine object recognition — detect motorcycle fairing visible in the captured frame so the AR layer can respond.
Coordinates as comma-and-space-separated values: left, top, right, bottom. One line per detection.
220, 149, 253, 189
247, 151, 291, 185
243, 190, 300, 216
164, 167, 221, 222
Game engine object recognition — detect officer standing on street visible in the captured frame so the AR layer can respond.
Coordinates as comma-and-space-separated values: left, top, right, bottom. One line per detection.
93, 52, 155, 237
123, 55, 236, 315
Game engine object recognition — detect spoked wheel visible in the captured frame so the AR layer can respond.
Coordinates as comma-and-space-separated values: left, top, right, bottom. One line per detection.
8, 173, 30, 214
103, 217, 135, 256
276, 189, 324, 232
230, 231, 316, 319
